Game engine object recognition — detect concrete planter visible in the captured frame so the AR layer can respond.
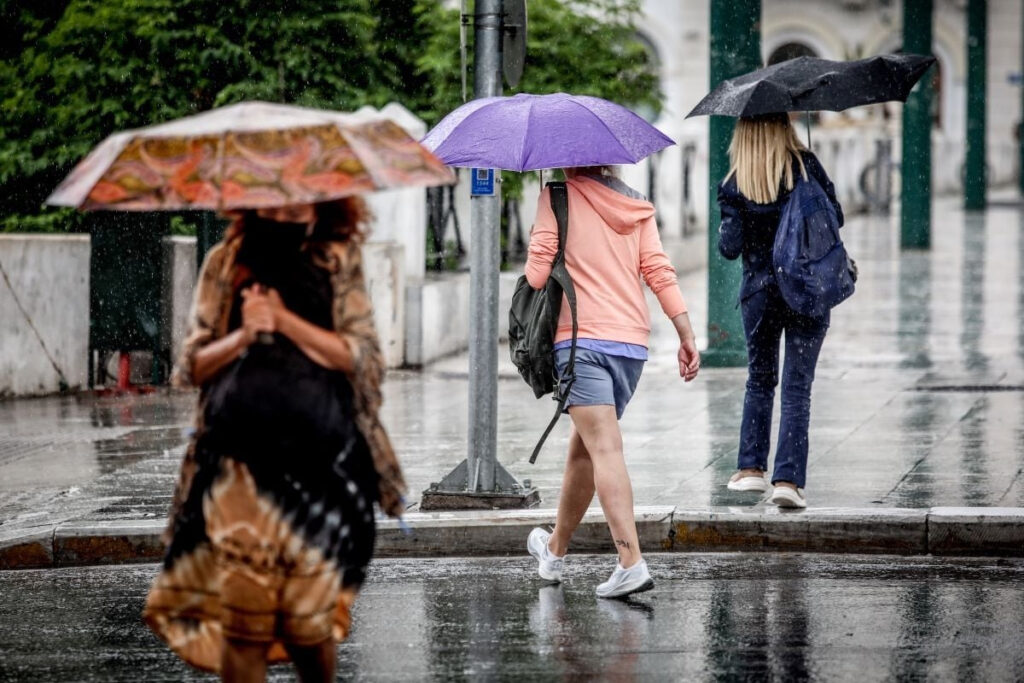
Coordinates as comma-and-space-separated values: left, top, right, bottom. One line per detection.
0, 234, 90, 397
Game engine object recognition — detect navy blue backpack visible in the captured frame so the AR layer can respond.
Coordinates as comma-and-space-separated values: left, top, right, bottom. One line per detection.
773, 173, 855, 318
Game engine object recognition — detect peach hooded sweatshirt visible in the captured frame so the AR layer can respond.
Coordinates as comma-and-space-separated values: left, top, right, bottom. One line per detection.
525, 175, 687, 347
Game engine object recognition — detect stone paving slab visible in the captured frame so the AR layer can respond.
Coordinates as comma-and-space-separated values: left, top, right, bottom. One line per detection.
51, 519, 166, 568
670, 506, 930, 554
3, 506, 1021, 570
375, 506, 676, 557
928, 507, 1024, 556
0, 528, 53, 569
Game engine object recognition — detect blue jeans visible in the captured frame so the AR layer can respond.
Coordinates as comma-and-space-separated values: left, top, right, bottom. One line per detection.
737, 286, 828, 488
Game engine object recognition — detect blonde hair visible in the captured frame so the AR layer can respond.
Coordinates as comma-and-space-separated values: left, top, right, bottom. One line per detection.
726, 114, 807, 204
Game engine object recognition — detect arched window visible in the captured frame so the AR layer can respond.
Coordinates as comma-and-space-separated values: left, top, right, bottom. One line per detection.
767, 42, 821, 127
767, 42, 818, 66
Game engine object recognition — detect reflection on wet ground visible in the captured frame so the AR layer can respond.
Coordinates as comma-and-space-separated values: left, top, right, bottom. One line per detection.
2, 199, 1024, 540
1, 553, 1022, 681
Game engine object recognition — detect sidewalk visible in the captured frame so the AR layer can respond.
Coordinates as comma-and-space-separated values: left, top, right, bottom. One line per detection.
2, 196, 1024, 568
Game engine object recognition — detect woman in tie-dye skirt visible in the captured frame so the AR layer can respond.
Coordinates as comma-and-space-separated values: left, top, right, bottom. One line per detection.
144, 199, 405, 682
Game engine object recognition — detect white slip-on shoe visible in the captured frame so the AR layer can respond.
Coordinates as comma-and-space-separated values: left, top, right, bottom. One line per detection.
527, 527, 564, 583
771, 485, 807, 508
595, 560, 654, 599
727, 471, 770, 492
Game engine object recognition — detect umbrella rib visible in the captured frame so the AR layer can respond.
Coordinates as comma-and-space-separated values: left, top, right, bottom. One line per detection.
518, 99, 533, 171
566, 99, 634, 165
339, 125, 387, 190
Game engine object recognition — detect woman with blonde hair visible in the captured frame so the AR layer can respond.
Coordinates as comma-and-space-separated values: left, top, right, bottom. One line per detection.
144, 199, 405, 682
718, 113, 843, 508
525, 165, 700, 598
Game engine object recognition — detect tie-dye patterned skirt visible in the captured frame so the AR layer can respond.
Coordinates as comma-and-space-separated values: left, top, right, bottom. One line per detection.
143, 393, 378, 673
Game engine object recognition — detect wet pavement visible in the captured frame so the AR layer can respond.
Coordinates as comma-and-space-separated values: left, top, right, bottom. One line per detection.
1, 553, 1022, 681
2, 197, 1024, 545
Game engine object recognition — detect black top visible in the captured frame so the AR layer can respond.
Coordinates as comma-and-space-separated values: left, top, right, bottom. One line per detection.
203, 219, 355, 458
717, 151, 843, 303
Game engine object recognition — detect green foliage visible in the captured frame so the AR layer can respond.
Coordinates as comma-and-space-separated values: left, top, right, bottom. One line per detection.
411, 0, 661, 199
411, 0, 659, 124
169, 215, 198, 236
2, 0, 384, 231
1, 0, 661, 230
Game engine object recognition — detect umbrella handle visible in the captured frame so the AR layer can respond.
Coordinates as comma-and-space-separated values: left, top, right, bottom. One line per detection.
804, 111, 812, 149
247, 282, 275, 345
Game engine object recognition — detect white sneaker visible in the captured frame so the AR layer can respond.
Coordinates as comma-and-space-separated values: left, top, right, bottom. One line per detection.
595, 560, 654, 599
771, 485, 807, 508
527, 528, 564, 583
727, 471, 770, 492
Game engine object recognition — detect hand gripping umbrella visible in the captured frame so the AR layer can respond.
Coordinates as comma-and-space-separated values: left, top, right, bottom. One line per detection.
422, 92, 675, 171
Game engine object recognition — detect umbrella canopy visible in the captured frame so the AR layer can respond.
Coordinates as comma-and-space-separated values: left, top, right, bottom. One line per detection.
47, 101, 455, 211
686, 53, 936, 118
422, 92, 674, 172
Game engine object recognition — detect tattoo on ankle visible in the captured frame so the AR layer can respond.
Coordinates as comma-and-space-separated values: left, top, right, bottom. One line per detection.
615, 539, 631, 550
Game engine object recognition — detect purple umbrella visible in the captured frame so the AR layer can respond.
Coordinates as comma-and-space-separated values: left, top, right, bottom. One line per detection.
421, 92, 674, 171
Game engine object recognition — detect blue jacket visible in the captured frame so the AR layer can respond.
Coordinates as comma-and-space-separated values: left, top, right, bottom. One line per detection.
717, 151, 843, 303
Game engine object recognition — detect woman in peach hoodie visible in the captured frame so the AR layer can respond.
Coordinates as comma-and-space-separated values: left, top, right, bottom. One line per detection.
525, 166, 700, 598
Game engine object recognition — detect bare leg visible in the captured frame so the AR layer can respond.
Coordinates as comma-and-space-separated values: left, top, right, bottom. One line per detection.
285, 639, 336, 683
568, 405, 641, 568
549, 426, 596, 557
221, 638, 269, 683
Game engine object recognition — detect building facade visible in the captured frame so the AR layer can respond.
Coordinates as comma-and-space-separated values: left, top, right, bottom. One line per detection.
631, 0, 1022, 261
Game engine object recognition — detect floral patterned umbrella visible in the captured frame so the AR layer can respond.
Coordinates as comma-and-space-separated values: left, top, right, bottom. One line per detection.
47, 101, 455, 211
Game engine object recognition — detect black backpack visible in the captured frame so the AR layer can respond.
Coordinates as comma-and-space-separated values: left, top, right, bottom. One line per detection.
508, 182, 578, 463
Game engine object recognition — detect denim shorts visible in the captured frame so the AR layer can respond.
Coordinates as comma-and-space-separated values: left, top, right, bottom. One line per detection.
553, 348, 645, 419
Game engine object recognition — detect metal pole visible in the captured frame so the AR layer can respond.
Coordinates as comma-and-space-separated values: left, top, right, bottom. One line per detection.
965, 0, 987, 211
421, 0, 538, 510
902, 0, 933, 247
467, 0, 502, 492
1020, 3, 1024, 195
704, 0, 760, 368
460, 0, 470, 103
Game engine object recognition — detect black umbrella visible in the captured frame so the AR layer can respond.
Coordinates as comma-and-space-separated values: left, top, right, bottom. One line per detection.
686, 53, 936, 118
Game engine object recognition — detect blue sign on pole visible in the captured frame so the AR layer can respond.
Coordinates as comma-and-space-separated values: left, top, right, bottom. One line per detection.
471, 168, 496, 196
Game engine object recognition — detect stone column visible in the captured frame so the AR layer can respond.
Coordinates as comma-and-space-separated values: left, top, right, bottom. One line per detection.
965, 0, 987, 210
902, 0, 934, 249
704, 0, 761, 367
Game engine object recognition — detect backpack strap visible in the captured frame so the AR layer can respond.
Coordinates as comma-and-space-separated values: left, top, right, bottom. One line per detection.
529, 182, 578, 464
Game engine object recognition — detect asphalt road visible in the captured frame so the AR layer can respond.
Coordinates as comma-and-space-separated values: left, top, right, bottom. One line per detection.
1, 553, 1023, 682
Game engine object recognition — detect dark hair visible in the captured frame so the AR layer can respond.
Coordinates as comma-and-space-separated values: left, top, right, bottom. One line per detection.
564, 165, 617, 179
311, 197, 370, 245
224, 196, 371, 246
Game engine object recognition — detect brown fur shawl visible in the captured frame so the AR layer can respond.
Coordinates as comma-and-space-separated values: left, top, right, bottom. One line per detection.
164, 237, 406, 544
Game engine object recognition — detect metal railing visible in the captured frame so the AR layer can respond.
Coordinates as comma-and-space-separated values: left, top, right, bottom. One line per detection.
426, 183, 466, 271
501, 196, 526, 265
